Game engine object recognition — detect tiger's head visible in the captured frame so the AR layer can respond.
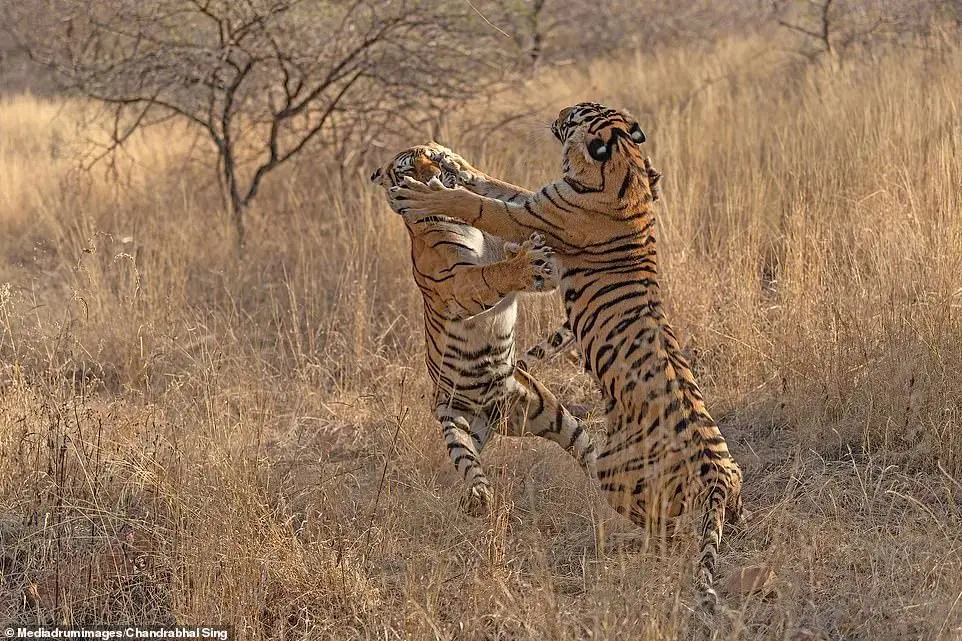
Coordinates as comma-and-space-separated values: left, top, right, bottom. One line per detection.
370, 143, 459, 204
550, 102, 654, 201
550, 101, 647, 157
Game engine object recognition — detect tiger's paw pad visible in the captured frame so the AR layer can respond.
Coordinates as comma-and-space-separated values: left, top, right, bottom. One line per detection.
460, 485, 493, 516
505, 234, 556, 292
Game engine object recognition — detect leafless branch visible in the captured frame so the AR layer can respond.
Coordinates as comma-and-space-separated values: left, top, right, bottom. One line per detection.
5, 0, 513, 251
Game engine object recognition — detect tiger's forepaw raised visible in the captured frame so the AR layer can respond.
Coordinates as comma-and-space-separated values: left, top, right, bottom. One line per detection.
643, 156, 663, 203
389, 175, 461, 216
430, 146, 480, 187
504, 233, 556, 293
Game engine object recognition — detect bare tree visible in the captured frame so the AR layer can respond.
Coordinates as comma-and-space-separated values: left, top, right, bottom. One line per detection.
773, 0, 836, 57
483, 0, 766, 69
4, 0, 511, 250
770, 0, 950, 61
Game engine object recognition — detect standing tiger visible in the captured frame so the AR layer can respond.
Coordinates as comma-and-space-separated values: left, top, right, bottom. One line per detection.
370, 143, 597, 516
390, 105, 744, 613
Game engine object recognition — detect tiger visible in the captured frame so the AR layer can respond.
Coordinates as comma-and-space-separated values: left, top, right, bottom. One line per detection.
389, 105, 744, 613
369, 143, 597, 516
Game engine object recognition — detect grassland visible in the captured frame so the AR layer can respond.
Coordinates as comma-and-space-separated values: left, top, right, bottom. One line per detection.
0, 37, 961, 640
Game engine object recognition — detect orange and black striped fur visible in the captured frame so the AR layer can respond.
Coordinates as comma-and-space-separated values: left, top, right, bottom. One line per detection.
370, 143, 597, 515
391, 108, 743, 612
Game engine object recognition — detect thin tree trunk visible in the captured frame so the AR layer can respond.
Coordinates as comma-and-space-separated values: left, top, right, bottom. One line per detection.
229, 198, 247, 254
219, 146, 247, 254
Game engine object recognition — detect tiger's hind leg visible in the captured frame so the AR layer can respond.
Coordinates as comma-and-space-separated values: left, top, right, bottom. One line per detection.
436, 408, 497, 516
503, 368, 599, 480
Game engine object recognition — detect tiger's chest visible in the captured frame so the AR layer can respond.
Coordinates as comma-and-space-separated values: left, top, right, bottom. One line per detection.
445, 225, 518, 332
407, 221, 519, 397
452, 226, 501, 263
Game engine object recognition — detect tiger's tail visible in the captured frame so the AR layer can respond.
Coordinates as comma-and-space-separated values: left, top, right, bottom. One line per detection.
696, 485, 728, 614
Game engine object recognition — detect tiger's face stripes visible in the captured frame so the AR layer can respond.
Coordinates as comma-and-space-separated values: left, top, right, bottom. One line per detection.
370, 143, 598, 516
552, 102, 652, 199
370, 143, 458, 201
551, 101, 647, 160
389, 105, 744, 614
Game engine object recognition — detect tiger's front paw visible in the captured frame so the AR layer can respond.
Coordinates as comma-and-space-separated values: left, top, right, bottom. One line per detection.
504, 233, 556, 293
389, 175, 462, 216
429, 145, 481, 187
644, 156, 663, 203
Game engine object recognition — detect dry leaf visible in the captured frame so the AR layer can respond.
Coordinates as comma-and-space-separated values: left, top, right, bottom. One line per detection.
723, 564, 776, 597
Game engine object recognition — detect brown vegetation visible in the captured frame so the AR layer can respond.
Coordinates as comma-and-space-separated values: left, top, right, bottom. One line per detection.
3, 0, 516, 249
0, 27, 961, 641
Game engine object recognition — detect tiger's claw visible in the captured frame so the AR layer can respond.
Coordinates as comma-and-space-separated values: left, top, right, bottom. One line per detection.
505, 233, 557, 293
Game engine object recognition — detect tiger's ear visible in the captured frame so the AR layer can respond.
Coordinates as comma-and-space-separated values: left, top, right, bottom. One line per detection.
628, 122, 646, 144
587, 137, 612, 161
370, 167, 383, 183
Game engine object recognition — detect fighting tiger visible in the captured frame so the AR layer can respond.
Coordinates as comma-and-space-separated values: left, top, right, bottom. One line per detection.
370, 142, 598, 516
389, 105, 744, 613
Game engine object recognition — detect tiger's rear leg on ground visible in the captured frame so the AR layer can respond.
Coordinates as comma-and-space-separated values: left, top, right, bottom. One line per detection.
437, 371, 599, 516
435, 410, 496, 516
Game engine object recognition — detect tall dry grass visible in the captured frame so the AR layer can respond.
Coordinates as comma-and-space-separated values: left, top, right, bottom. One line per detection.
1, 36, 961, 640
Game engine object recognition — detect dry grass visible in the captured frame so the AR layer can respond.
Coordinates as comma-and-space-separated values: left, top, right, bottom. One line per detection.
1, 36, 961, 640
